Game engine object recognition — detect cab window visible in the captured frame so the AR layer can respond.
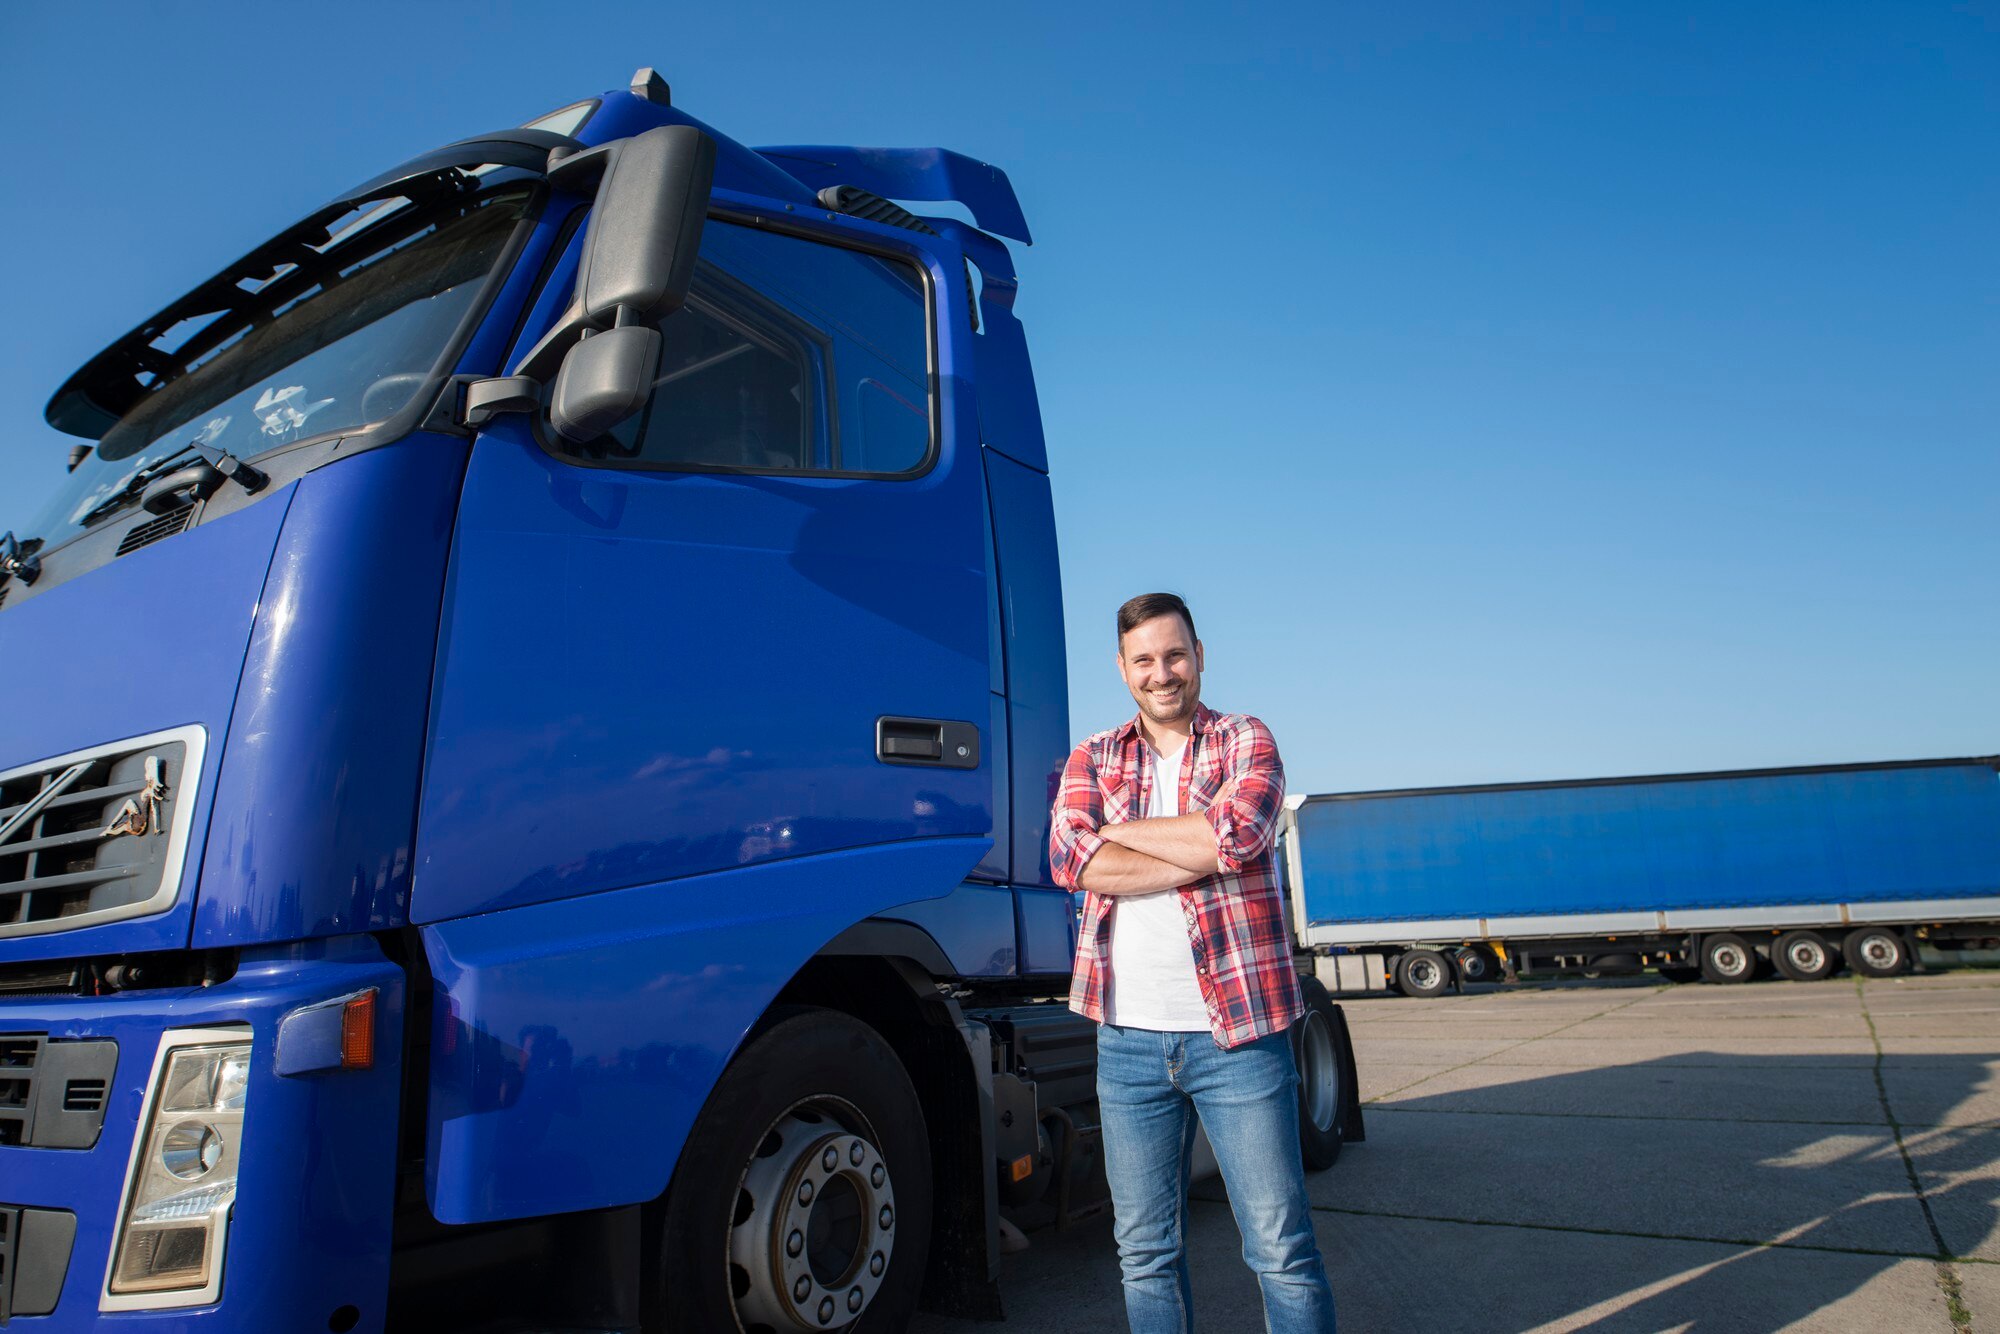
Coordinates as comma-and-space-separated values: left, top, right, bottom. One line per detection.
563, 219, 933, 476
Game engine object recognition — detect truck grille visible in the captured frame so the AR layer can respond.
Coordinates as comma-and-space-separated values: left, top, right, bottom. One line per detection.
0, 726, 205, 939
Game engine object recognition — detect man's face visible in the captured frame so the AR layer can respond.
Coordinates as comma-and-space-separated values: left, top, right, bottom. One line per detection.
1118, 613, 1203, 730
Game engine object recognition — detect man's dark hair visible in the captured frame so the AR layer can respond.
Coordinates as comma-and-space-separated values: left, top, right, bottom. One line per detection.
1117, 592, 1197, 647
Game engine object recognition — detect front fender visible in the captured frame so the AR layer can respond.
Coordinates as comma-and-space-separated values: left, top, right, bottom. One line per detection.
419, 836, 987, 1223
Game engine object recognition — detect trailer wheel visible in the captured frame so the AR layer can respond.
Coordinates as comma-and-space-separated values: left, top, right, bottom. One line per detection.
657, 1008, 930, 1333
1394, 949, 1452, 998
1292, 976, 1355, 1170
1454, 946, 1501, 986
1698, 933, 1758, 984
1843, 926, 1909, 979
1772, 931, 1838, 982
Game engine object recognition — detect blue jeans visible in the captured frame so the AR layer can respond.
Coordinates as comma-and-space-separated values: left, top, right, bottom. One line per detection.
1096, 1024, 1337, 1334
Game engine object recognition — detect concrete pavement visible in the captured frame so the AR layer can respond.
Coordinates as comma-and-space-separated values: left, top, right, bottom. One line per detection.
911, 970, 1999, 1333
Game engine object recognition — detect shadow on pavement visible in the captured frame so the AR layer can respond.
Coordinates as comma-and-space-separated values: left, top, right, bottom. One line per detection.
1314, 1050, 1997, 1333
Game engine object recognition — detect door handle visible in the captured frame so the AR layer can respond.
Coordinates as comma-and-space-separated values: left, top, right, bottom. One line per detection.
876, 717, 980, 769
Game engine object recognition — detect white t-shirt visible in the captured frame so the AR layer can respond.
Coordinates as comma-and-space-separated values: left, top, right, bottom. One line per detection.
1105, 738, 1211, 1031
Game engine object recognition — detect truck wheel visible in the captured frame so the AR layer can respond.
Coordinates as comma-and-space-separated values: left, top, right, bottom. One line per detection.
1844, 926, 1909, 978
658, 1008, 930, 1333
1394, 949, 1452, 998
1454, 946, 1501, 986
1656, 966, 1702, 984
1292, 976, 1354, 1170
1772, 931, 1837, 982
1698, 933, 1758, 984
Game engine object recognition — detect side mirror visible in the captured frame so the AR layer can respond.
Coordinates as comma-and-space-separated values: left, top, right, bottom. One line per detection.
463, 125, 713, 435
549, 325, 662, 444
569, 124, 716, 326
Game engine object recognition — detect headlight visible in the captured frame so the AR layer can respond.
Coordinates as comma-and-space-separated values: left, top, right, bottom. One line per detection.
102, 1028, 251, 1310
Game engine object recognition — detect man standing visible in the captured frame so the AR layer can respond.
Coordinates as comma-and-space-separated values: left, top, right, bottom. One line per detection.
1050, 592, 1336, 1334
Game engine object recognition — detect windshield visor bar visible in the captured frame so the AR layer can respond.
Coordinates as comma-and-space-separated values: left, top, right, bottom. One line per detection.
45, 129, 580, 440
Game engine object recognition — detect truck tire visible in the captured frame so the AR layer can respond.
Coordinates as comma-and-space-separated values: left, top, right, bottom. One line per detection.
1394, 949, 1452, 998
1454, 946, 1501, 986
658, 1008, 931, 1333
1698, 933, 1758, 985
1844, 926, 1910, 978
1292, 976, 1354, 1170
1772, 931, 1838, 982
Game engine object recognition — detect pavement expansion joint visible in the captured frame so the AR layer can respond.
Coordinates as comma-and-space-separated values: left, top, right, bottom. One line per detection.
1854, 976, 1974, 1332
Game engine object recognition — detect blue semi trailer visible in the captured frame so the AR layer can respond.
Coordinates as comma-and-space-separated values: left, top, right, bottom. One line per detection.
1284, 757, 2000, 997
0, 70, 1360, 1331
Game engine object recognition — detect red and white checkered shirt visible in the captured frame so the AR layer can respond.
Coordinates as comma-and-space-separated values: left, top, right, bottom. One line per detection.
1052, 702, 1302, 1049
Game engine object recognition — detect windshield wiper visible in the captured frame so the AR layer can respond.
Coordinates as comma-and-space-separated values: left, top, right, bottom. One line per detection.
78, 439, 270, 530
74, 444, 201, 527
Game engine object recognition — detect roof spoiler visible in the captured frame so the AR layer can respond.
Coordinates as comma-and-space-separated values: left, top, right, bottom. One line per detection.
44, 128, 581, 440
756, 145, 1031, 245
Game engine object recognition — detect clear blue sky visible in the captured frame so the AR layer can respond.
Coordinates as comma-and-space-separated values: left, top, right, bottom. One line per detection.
2, 2, 1993, 794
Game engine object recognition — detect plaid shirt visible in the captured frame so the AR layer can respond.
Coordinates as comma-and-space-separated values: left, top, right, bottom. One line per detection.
1051, 703, 1302, 1049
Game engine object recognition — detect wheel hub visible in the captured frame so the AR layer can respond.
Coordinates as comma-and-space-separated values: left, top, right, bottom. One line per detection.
730, 1102, 895, 1331
1787, 939, 1826, 971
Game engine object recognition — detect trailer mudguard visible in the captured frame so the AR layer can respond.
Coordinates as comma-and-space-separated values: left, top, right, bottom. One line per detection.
419, 836, 988, 1223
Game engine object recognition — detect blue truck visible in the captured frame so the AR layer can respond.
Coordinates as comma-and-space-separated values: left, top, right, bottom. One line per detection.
1284, 757, 2000, 997
0, 70, 1361, 1331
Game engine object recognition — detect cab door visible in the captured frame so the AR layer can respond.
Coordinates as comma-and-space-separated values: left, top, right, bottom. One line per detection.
412, 209, 991, 923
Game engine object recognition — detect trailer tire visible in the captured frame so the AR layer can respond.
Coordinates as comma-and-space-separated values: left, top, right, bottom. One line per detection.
1394, 949, 1452, 998
1454, 946, 1501, 986
1699, 933, 1758, 984
1844, 926, 1909, 979
1292, 977, 1354, 1170
657, 1007, 931, 1334
1772, 931, 1838, 982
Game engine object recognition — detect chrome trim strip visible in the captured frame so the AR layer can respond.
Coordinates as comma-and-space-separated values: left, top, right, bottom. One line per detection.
0, 762, 88, 846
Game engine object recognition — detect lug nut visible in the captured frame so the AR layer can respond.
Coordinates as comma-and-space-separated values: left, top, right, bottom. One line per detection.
850, 1140, 866, 1165
871, 1164, 885, 1188
818, 1296, 835, 1324
823, 1146, 839, 1171
787, 1229, 804, 1258
794, 1275, 812, 1302
870, 1251, 885, 1277
849, 1286, 865, 1312
879, 1204, 894, 1230
798, 1180, 814, 1206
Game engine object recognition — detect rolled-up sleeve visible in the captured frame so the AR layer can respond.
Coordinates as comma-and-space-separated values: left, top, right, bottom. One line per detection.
1048, 743, 1107, 891
1203, 716, 1286, 875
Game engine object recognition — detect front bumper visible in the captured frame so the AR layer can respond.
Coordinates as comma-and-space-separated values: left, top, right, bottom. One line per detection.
0, 937, 404, 1331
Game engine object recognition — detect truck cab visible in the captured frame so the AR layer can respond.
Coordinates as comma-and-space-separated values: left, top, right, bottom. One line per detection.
0, 71, 1356, 1332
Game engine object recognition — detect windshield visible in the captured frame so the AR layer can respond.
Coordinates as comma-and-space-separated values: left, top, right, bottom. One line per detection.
20, 175, 536, 548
